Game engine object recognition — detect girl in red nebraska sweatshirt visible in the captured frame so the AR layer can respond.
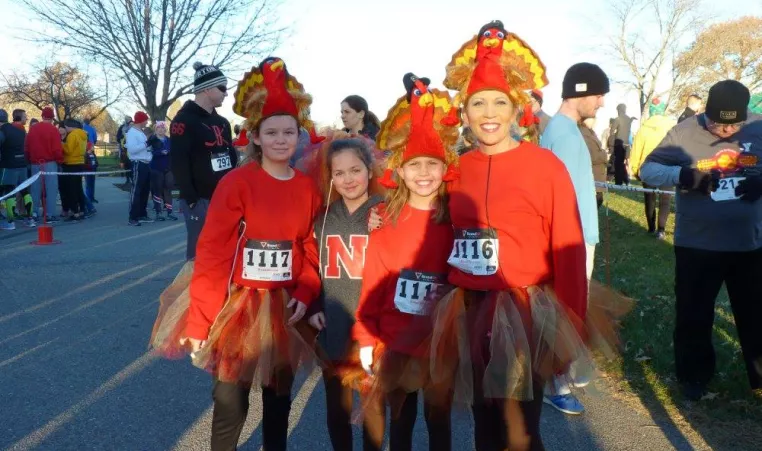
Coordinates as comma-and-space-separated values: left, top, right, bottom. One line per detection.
150, 57, 325, 451
350, 73, 461, 451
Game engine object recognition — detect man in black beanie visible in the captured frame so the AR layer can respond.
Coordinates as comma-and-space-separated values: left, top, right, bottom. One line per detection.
640, 79, 762, 400
540, 62, 610, 415
170, 62, 238, 260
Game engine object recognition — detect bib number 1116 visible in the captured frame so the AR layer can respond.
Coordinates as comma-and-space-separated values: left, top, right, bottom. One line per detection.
451, 239, 495, 260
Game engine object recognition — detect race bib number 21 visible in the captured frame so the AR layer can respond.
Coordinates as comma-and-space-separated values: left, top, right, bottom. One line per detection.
242, 240, 293, 282
447, 228, 499, 276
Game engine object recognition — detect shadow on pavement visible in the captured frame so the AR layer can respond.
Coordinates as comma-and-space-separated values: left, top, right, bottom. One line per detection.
597, 192, 762, 451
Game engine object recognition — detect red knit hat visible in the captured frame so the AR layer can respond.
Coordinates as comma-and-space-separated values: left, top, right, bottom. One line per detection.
134, 111, 149, 124
377, 73, 460, 188
233, 57, 324, 144
41, 107, 55, 120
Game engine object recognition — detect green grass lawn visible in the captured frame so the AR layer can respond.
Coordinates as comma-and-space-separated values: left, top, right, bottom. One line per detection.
96, 156, 122, 173
597, 189, 762, 430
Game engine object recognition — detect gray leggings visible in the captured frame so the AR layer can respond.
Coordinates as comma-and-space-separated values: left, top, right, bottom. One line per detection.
180, 198, 209, 260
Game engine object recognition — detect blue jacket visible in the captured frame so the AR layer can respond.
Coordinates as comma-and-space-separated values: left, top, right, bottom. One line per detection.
83, 124, 97, 145
149, 135, 170, 171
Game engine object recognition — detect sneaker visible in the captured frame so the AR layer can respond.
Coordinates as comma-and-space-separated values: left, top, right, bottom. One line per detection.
64, 215, 82, 222
138, 216, 155, 223
166, 213, 179, 221
155, 214, 166, 222
92, 199, 99, 204
681, 382, 707, 401
128, 219, 142, 227
45, 216, 61, 224
0, 221, 15, 231
544, 394, 584, 415
84, 210, 97, 219
24, 218, 37, 228
655, 230, 666, 240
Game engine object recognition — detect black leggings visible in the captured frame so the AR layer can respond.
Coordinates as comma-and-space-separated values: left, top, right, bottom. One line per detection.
472, 380, 545, 451
59, 164, 87, 215
210, 369, 294, 451
150, 168, 174, 213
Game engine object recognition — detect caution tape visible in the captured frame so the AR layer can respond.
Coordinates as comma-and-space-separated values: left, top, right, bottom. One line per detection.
0, 169, 129, 202
596, 181, 676, 196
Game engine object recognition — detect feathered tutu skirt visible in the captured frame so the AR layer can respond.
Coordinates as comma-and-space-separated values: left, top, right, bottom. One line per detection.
149, 262, 322, 392
337, 280, 631, 410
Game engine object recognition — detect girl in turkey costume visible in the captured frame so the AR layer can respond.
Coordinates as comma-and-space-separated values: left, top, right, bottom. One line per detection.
150, 57, 324, 451
344, 73, 461, 451
439, 21, 630, 450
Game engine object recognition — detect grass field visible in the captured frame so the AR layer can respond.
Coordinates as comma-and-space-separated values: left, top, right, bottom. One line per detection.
597, 188, 761, 443
96, 156, 122, 172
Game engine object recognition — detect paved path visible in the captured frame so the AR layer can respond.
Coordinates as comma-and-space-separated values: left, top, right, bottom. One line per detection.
0, 177, 705, 450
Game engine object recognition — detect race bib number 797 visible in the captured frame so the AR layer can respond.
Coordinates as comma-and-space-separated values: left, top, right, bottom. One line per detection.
211, 153, 232, 172
447, 228, 499, 276
242, 240, 293, 282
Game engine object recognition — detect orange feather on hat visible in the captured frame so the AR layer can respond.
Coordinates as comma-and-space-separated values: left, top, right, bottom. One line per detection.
233, 57, 324, 143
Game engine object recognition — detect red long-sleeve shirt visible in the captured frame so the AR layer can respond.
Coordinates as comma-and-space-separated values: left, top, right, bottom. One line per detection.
447, 142, 588, 320
24, 121, 63, 164
353, 204, 454, 354
185, 163, 322, 340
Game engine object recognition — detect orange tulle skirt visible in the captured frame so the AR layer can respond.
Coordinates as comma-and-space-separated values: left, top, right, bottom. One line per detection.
149, 262, 323, 392
335, 280, 632, 409
456, 281, 632, 401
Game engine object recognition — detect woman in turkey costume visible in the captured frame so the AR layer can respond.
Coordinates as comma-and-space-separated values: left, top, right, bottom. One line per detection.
343, 73, 462, 451
438, 21, 630, 450
149, 56, 324, 451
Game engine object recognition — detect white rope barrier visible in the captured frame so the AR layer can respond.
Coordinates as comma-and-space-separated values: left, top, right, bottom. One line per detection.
0, 170, 129, 202
596, 181, 676, 196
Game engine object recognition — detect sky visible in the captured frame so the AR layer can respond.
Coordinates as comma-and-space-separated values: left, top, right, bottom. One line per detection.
2, 0, 762, 136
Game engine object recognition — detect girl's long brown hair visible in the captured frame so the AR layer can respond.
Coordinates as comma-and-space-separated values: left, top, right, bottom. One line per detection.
322, 136, 385, 204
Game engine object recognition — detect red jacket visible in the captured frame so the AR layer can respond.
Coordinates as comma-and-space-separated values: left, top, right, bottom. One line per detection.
353, 204, 453, 354
185, 163, 322, 340
25, 121, 63, 164
447, 142, 588, 321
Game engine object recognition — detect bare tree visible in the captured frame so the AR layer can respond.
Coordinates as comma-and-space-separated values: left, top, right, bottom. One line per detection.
25, 0, 283, 122
0, 62, 123, 120
607, 0, 703, 119
670, 16, 762, 112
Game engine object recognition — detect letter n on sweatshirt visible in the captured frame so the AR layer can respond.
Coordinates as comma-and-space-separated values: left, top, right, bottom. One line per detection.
324, 235, 368, 279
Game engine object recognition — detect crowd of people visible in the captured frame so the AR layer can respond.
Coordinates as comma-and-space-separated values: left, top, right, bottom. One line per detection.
4, 16, 757, 451
0, 106, 101, 230
144, 18, 762, 451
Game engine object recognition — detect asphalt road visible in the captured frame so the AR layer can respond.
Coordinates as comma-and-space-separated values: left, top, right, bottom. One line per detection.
0, 177, 705, 450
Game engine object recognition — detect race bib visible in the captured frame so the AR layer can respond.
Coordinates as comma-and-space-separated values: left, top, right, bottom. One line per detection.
211, 153, 232, 172
242, 240, 293, 281
711, 176, 744, 202
448, 228, 499, 276
393, 269, 447, 316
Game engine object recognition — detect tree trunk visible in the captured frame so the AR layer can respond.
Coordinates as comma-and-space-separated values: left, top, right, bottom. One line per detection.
148, 105, 170, 124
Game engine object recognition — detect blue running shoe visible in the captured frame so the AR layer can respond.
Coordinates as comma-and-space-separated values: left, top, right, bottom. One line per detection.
544, 394, 584, 415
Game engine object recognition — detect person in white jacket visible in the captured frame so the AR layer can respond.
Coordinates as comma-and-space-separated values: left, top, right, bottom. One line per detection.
126, 111, 153, 226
